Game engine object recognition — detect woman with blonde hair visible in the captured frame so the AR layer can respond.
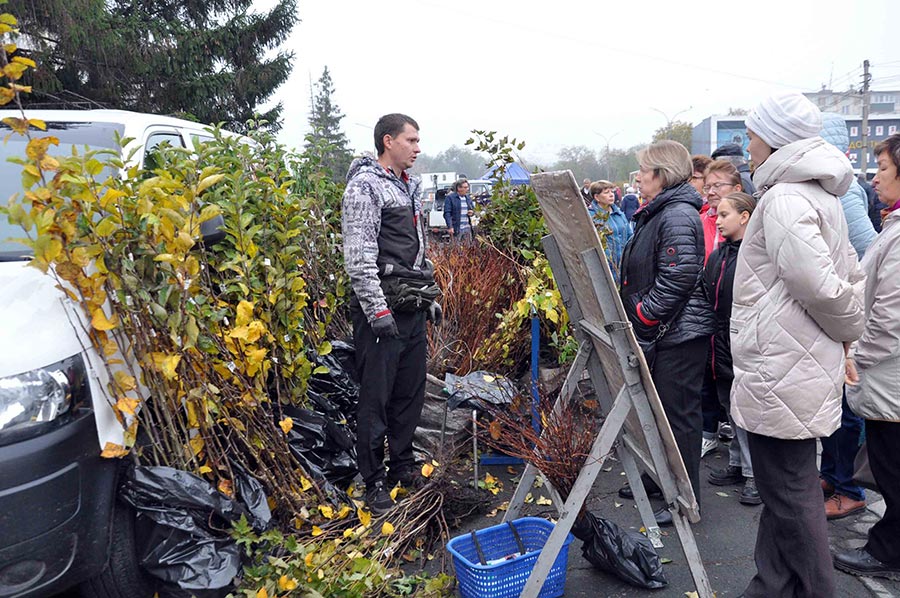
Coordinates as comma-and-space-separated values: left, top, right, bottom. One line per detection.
616, 140, 714, 526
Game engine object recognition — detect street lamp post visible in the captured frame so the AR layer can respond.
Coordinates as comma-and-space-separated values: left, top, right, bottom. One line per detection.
595, 130, 622, 181
650, 106, 693, 129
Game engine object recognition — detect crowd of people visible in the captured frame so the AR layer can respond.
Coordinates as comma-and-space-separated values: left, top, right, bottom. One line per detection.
341, 97, 900, 597
585, 91, 900, 596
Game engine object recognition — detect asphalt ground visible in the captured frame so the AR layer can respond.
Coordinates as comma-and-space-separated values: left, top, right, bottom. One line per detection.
448, 442, 900, 598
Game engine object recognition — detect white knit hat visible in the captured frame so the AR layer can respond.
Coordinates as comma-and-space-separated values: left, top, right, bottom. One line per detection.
746, 92, 823, 149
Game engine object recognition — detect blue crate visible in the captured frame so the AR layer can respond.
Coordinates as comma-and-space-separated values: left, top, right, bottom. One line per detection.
446, 517, 574, 598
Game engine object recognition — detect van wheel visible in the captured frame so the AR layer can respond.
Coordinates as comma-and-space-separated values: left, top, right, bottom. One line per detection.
79, 501, 156, 598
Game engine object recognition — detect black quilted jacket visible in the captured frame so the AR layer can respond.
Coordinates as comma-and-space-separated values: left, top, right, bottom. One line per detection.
619, 182, 714, 350
703, 239, 741, 379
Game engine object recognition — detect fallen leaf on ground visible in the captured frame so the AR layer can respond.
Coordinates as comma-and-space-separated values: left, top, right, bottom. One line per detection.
615, 501, 622, 508
715, 491, 730, 498
524, 493, 534, 503
536, 496, 552, 506
661, 557, 673, 564
381, 521, 395, 535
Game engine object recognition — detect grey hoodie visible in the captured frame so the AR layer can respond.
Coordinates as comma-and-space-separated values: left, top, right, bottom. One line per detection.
342, 155, 426, 322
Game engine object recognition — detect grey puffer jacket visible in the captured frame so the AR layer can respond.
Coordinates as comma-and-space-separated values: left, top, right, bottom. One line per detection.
730, 137, 866, 439
820, 112, 877, 258
847, 210, 900, 422
341, 155, 426, 322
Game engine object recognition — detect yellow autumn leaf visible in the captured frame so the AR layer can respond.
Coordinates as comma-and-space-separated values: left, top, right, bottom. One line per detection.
256, 588, 268, 598
277, 575, 298, 591
218, 478, 233, 497
389, 486, 400, 501
318, 504, 334, 519
357, 507, 372, 527
100, 442, 128, 458
158, 354, 181, 380
189, 435, 204, 456
343, 528, 355, 538
236, 300, 254, 327
113, 371, 137, 392
91, 308, 117, 331
536, 495, 553, 506
299, 475, 312, 492
279, 417, 293, 434
336, 505, 352, 519
421, 462, 434, 478
198, 465, 212, 474
115, 397, 141, 416
196, 173, 226, 194
304, 551, 315, 567
381, 521, 395, 536
311, 525, 324, 537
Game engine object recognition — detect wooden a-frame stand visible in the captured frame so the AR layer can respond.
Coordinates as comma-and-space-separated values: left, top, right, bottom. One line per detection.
501, 171, 713, 598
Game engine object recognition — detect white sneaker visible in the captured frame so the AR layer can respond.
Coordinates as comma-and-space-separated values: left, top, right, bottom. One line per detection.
701, 437, 719, 458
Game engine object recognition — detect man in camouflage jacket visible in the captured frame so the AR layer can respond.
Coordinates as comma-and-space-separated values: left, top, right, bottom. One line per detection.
342, 113, 441, 515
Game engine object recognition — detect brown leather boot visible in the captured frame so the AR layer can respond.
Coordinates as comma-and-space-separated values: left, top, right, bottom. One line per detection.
825, 494, 866, 520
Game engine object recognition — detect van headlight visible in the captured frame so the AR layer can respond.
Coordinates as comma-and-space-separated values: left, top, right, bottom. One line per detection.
0, 355, 88, 437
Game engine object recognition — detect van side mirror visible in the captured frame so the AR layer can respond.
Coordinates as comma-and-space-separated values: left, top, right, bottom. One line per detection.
199, 214, 226, 247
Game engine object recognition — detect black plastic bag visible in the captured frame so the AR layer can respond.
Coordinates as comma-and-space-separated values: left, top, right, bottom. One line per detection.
308, 340, 360, 427
444, 370, 516, 410
572, 511, 668, 589
283, 404, 358, 494
119, 465, 271, 598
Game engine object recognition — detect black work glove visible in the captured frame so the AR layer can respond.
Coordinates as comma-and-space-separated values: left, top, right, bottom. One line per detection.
427, 301, 443, 325
371, 312, 400, 339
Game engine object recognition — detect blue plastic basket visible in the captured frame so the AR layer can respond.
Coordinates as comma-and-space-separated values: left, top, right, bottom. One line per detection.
446, 517, 574, 598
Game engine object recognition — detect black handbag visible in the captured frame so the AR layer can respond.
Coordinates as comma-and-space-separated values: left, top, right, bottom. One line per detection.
380, 276, 441, 313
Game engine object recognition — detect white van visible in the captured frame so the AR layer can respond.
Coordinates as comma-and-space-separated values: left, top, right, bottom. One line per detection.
0, 110, 225, 598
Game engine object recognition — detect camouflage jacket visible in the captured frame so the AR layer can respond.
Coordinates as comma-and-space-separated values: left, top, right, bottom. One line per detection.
341, 155, 427, 322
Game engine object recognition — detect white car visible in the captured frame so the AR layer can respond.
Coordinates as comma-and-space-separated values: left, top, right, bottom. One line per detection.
0, 109, 228, 598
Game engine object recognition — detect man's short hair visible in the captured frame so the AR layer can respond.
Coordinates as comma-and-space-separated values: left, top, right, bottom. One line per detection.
374, 113, 419, 155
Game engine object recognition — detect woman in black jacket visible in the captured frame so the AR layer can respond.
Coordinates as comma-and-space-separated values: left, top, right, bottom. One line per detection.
617, 140, 715, 525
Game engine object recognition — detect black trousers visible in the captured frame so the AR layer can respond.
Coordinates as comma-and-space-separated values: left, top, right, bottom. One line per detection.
649, 337, 707, 509
351, 306, 427, 486
865, 419, 900, 565
744, 432, 835, 598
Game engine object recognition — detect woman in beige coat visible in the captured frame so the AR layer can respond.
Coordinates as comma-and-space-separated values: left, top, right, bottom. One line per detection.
834, 133, 900, 581
730, 92, 866, 598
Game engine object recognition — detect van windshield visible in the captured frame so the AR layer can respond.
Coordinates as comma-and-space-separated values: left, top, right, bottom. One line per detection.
0, 121, 124, 258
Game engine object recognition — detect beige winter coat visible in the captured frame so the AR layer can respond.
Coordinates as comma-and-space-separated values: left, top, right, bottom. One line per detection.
730, 137, 866, 439
846, 210, 900, 422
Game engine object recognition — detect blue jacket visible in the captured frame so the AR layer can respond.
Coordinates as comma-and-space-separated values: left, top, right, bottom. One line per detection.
621, 193, 640, 221
590, 202, 633, 282
443, 192, 468, 233
820, 113, 877, 258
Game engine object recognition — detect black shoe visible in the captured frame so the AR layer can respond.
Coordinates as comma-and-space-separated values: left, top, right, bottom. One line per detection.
708, 464, 745, 486
365, 481, 395, 516
833, 547, 900, 581
618, 483, 663, 500
653, 507, 673, 527
387, 466, 425, 491
739, 477, 762, 506
718, 421, 734, 441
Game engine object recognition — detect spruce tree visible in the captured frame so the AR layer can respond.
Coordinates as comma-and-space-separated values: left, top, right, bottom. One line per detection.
15, 0, 297, 131
306, 67, 353, 182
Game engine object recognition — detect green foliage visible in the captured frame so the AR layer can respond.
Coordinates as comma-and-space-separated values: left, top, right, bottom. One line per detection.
466, 130, 547, 260
17, 0, 297, 130
231, 516, 455, 598
306, 67, 354, 182
652, 119, 693, 148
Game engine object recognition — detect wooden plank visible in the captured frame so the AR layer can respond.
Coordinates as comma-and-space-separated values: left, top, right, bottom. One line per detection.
520, 385, 633, 598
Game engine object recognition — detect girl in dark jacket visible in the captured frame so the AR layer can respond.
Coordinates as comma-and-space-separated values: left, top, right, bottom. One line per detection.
617, 141, 715, 525
703, 192, 759, 506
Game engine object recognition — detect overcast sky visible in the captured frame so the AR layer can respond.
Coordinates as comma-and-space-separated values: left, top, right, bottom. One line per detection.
261, 0, 899, 164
